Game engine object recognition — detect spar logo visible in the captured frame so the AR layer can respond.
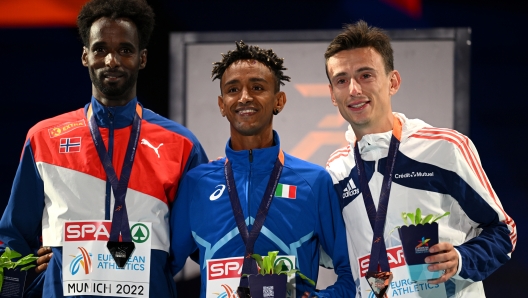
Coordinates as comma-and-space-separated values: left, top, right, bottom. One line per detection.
394, 172, 434, 179
274, 257, 294, 271
69, 247, 92, 275
358, 246, 406, 277
415, 237, 430, 254
65, 221, 150, 243
208, 258, 244, 280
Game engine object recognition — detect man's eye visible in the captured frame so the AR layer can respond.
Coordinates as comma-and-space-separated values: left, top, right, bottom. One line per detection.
336, 79, 346, 84
121, 48, 132, 54
253, 86, 263, 91
227, 88, 238, 93
94, 48, 105, 53
362, 73, 372, 79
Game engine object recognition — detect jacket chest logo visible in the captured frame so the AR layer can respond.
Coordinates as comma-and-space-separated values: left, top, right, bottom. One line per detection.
48, 119, 86, 138
141, 139, 163, 158
210, 185, 226, 201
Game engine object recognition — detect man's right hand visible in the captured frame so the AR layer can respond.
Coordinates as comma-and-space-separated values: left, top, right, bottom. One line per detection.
35, 246, 53, 274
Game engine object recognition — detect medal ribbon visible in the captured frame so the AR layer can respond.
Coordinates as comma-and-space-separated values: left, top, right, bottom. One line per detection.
87, 103, 142, 243
224, 150, 284, 288
353, 117, 401, 273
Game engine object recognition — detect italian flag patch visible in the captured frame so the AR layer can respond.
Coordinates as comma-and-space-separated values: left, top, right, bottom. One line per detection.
275, 183, 297, 199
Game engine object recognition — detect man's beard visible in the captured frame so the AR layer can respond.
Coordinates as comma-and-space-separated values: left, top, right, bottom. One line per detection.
90, 69, 138, 98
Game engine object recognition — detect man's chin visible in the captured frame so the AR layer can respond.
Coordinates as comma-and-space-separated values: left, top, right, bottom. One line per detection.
100, 86, 126, 97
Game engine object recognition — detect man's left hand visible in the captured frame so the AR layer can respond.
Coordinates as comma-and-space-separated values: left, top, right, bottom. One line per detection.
425, 242, 459, 284
35, 246, 53, 274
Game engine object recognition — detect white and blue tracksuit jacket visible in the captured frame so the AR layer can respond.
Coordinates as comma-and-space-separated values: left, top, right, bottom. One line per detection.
326, 113, 516, 298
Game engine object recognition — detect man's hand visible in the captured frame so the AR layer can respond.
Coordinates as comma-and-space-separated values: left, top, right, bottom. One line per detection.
425, 242, 459, 284
35, 246, 53, 274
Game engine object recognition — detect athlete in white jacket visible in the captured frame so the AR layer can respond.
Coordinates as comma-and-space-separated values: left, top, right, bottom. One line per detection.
323, 21, 515, 298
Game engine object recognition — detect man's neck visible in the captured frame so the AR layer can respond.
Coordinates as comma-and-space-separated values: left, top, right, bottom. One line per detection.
230, 130, 274, 151
92, 87, 136, 107
353, 115, 394, 141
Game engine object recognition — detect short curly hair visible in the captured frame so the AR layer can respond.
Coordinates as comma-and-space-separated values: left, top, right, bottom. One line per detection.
77, 0, 155, 50
212, 41, 291, 93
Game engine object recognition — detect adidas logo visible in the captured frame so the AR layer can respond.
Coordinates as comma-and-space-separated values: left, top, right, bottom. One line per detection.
342, 179, 359, 199
394, 172, 434, 179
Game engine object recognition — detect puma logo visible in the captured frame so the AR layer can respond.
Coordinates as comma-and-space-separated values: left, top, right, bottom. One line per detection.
141, 139, 163, 158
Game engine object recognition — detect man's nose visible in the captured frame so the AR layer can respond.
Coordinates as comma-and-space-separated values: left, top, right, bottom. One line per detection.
105, 52, 120, 68
349, 79, 362, 96
239, 89, 253, 104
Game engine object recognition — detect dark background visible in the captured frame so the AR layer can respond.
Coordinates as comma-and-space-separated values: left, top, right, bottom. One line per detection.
0, 0, 525, 296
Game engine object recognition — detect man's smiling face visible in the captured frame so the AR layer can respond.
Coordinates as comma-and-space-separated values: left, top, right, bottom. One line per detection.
218, 59, 283, 139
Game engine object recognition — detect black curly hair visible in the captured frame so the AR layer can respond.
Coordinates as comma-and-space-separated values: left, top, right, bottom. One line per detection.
212, 41, 291, 93
77, 0, 155, 50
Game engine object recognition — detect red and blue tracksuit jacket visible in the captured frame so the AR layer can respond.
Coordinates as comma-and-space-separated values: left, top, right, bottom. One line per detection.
0, 97, 208, 297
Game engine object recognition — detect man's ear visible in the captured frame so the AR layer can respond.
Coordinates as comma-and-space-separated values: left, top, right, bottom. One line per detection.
274, 91, 287, 114
218, 96, 226, 117
82, 47, 88, 67
389, 70, 401, 96
328, 84, 338, 107
139, 49, 147, 69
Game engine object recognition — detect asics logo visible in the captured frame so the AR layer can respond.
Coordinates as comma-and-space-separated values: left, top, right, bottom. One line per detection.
141, 139, 163, 158
210, 185, 226, 201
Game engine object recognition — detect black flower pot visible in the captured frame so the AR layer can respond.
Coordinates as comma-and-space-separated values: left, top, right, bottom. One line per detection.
398, 222, 441, 281
246, 274, 288, 298
0, 268, 27, 298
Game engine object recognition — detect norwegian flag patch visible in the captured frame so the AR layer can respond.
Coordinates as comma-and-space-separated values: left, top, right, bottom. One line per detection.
59, 137, 81, 153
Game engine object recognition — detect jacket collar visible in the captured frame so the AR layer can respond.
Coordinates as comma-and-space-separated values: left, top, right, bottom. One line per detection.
225, 130, 282, 173
85, 96, 140, 129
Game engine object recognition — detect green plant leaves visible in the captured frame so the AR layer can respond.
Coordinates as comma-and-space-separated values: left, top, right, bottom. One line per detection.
249, 251, 315, 286
400, 208, 450, 226
432, 212, 450, 222
422, 214, 433, 224
401, 212, 409, 225
407, 213, 415, 224
0, 247, 38, 292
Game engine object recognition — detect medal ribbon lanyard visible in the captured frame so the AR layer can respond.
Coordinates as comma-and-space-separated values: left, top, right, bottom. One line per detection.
224, 150, 284, 288
87, 103, 142, 243
353, 118, 401, 274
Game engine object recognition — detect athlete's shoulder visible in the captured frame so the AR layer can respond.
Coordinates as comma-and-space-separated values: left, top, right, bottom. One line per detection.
283, 152, 325, 172
141, 108, 201, 145
26, 107, 86, 141
283, 152, 333, 184
326, 144, 352, 168
406, 125, 474, 153
184, 158, 226, 181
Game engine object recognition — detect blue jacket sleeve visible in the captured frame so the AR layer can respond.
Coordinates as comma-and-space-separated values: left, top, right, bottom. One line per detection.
455, 223, 511, 281
312, 171, 355, 297
446, 139, 515, 282
183, 139, 208, 175
170, 173, 199, 276
0, 139, 44, 257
